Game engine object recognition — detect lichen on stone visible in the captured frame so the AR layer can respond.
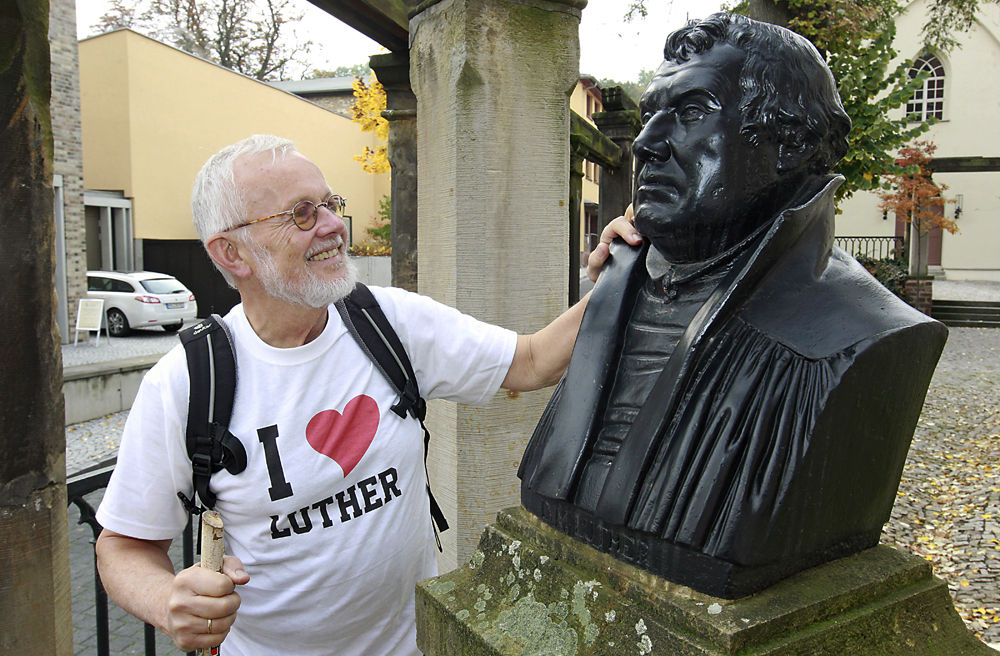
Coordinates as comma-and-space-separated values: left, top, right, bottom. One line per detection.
425, 580, 456, 596
495, 594, 578, 656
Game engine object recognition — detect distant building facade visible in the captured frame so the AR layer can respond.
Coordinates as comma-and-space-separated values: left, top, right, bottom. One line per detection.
571, 75, 603, 260
268, 76, 359, 117
837, 0, 1000, 282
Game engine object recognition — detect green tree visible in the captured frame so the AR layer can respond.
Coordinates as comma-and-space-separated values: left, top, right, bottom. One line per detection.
598, 68, 655, 103
306, 63, 373, 79
92, 0, 311, 81
827, 20, 931, 200
722, 1, 931, 201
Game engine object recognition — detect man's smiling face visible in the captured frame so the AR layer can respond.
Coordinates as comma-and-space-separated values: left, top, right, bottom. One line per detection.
633, 44, 782, 263
235, 151, 356, 308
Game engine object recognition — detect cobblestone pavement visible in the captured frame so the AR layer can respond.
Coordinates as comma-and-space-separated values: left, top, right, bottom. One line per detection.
65, 292, 1000, 651
880, 326, 1000, 643
63, 324, 184, 369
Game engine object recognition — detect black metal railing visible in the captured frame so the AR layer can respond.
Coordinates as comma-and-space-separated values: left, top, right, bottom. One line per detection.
67, 458, 195, 656
835, 235, 906, 261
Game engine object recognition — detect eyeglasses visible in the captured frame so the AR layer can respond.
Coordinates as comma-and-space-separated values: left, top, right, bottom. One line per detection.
228, 194, 346, 232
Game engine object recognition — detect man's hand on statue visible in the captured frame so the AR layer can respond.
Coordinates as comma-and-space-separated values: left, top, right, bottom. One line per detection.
166, 555, 249, 652
587, 205, 640, 282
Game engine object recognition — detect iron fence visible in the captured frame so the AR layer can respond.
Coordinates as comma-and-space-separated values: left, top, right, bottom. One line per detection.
835, 236, 906, 261
67, 458, 196, 656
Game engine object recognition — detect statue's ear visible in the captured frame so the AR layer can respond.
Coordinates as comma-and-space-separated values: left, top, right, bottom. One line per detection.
773, 114, 820, 174
777, 138, 818, 174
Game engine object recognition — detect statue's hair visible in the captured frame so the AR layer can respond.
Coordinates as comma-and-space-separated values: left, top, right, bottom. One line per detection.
663, 13, 851, 174
190, 134, 296, 286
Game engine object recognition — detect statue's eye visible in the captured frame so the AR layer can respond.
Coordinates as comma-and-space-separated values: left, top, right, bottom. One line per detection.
641, 112, 653, 126
679, 103, 708, 123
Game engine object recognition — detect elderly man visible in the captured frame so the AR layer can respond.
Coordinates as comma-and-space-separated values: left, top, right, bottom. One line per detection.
519, 14, 947, 598
94, 135, 629, 655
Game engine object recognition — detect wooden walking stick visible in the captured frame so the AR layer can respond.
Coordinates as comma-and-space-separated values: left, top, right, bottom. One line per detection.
199, 510, 225, 656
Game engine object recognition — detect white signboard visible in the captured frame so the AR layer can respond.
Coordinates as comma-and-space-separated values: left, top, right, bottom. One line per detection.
75, 298, 105, 346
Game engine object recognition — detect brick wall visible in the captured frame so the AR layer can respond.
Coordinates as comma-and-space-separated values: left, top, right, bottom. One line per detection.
905, 278, 934, 316
49, 0, 87, 342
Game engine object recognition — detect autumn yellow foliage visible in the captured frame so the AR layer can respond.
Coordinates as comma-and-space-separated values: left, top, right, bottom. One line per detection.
350, 76, 389, 174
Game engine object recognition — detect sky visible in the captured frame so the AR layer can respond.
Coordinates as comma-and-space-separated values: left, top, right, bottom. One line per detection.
74, 0, 724, 83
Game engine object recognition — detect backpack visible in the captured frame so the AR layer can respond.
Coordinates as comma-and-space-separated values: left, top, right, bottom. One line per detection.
177, 283, 449, 546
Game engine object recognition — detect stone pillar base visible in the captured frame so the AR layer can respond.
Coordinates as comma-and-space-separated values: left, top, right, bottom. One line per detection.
416, 507, 993, 656
905, 277, 934, 315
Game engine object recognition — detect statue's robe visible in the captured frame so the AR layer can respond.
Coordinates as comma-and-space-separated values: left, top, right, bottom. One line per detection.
519, 175, 947, 598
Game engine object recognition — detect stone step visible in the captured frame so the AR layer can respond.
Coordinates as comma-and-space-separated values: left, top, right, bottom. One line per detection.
933, 299, 1000, 309
932, 300, 1000, 328
934, 319, 1000, 329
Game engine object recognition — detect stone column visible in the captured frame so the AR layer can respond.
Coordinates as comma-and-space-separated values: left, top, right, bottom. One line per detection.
592, 86, 640, 232
370, 51, 419, 292
1, 1, 74, 654
410, 0, 584, 570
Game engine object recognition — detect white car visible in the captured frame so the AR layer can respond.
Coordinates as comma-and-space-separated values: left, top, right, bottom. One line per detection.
86, 271, 198, 337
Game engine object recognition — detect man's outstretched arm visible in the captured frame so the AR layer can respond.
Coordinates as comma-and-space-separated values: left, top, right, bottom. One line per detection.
96, 529, 249, 652
502, 211, 641, 392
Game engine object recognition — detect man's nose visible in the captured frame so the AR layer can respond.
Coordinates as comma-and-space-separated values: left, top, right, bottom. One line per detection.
632, 114, 672, 163
314, 205, 347, 237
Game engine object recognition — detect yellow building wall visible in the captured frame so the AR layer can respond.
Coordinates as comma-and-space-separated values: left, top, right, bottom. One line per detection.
79, 32, 133, 197
569, 81, 603, 255
80, 29, 388, 245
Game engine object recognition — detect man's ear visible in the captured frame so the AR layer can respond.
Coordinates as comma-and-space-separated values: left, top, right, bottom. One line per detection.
206, 234, 254, 281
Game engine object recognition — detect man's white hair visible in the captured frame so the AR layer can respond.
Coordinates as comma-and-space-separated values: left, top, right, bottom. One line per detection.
191, 134, 296, 287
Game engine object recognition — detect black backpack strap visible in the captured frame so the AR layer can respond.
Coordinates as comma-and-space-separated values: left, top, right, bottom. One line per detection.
336, 283, 450, 546
177, 315, 247, 514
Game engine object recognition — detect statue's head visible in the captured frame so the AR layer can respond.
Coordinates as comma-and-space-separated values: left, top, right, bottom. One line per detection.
633, 14, 851, 262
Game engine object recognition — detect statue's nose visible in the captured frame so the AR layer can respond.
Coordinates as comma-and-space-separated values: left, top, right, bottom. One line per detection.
633, 117, 672, 163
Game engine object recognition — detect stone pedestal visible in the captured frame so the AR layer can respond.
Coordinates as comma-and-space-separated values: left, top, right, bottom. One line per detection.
416, 507, 994, 656
409, 0, 585, 569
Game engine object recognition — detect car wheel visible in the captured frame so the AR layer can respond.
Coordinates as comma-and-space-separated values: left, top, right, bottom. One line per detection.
162, 323, 183, 333
107, 309, 130, 337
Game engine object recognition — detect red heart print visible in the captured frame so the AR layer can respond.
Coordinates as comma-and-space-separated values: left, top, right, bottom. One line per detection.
305, 395, 380, 476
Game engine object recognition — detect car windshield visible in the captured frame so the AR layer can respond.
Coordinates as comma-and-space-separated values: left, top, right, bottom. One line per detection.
140, 278, 187, 294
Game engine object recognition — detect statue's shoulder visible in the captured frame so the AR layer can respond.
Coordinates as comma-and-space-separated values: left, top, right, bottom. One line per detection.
743, 249, 946, 360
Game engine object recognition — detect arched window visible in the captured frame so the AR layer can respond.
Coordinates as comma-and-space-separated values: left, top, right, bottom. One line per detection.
906, 54, 946, 122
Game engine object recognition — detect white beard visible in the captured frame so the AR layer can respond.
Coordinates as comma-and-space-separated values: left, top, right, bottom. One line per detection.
246, 237, 359, 308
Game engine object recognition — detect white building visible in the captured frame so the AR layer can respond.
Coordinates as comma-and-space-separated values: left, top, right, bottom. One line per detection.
837, 0, 1000, 282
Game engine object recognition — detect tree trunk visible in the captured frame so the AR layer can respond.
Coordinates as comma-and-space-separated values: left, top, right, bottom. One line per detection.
748, 0, 790, 26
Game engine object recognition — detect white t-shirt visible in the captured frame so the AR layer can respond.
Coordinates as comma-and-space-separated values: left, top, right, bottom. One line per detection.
97, 286, 517, 656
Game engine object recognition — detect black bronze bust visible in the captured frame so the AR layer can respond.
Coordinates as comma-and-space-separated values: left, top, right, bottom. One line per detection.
519, 13, 947, 599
